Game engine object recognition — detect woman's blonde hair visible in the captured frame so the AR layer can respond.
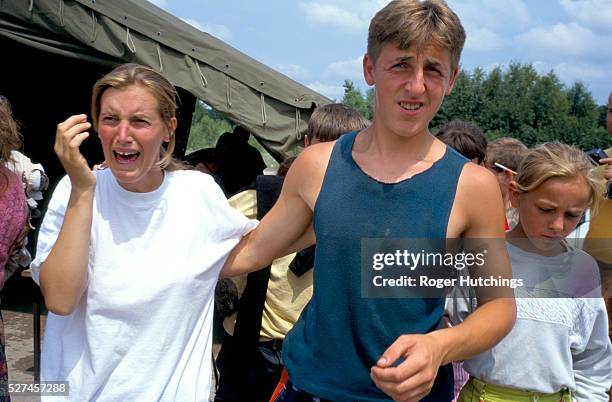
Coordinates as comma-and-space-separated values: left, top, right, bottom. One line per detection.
0, 95, 22, 165
91, 63, 185, 171
515, 141, 606, 216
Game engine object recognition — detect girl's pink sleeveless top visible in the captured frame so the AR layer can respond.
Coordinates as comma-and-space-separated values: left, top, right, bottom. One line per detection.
0, 165, 27, 282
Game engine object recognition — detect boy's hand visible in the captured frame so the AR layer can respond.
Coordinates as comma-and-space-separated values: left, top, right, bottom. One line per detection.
370, 334, 444, 402
599, 157, 612, 180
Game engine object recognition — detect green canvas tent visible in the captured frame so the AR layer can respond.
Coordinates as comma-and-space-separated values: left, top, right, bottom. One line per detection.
0, 0, 331, 182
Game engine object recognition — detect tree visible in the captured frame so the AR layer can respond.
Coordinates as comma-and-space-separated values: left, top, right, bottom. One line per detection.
341, 80, 373, 120
186, 101, 233, 153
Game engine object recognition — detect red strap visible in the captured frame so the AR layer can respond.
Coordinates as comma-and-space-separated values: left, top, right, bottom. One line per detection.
269, 368, 289, 402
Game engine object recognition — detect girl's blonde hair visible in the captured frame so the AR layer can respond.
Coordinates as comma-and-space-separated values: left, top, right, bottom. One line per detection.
515, 141, 606, 216
91, 63, 185, 171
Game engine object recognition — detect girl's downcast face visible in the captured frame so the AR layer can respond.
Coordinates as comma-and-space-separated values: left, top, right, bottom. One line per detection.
510, 175, 591, 256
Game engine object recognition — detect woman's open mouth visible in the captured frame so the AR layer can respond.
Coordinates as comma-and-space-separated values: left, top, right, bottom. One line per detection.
113, 150, 140, 164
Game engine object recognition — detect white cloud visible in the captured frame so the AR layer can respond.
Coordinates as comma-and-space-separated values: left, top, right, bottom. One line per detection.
451, 0, 530, 31
276, 64, 310, 81
560, 0, 612, 33
465, 27, 505, 51
307, 82, 346, 101
325, 56, 364, 80
147, 0, 167, 9
298, 2, 367, 33
181, 18, 232, 41
534, 60, 611, 103
551, 62, 608, 82
517, 22, 610, 59
531, 61, 552, 75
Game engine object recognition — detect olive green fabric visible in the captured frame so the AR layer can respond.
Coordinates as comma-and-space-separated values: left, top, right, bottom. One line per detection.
0, 0, 331, 159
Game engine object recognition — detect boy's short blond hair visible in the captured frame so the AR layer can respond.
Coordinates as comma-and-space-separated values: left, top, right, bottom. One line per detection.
485, 137, 528, 172
367, 0, 466, 69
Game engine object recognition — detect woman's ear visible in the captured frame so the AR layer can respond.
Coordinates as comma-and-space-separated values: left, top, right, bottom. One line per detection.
165, 117, 178, 142
508, 181, 521, 208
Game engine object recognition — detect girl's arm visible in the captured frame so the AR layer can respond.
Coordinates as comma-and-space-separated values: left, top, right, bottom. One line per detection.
572, 297, 612, 401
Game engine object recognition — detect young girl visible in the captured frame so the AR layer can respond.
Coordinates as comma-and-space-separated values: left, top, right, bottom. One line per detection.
455, 142, 612, 401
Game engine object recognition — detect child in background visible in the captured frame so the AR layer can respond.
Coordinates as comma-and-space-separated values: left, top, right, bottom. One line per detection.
453, 142, 612, 401
485, 137, 528, 230
436, 120, 487, 165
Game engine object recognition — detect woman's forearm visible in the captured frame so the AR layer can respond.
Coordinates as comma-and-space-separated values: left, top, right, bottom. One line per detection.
39, 187, 94, 315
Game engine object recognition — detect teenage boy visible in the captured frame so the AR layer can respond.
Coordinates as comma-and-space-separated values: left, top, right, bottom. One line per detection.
222, 1, 516, 401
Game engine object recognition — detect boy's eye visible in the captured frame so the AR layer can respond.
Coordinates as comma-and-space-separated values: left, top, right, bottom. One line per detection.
102, 116, 117, 123
538, 207, 553, 213
425, 66, 441, 75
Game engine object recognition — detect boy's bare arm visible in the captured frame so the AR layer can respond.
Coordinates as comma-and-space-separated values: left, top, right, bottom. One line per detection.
438, 164, 516, 361
221, 144, 331, 277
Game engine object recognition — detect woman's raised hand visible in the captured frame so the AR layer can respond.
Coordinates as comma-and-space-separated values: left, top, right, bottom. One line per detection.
54, 114, 96, 191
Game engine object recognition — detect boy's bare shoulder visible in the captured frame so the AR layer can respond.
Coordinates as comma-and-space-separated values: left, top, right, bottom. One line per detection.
450, 162, 506, 237
283, 140, 336, 209
457, 162, 499, 192
290, 140, 335, 175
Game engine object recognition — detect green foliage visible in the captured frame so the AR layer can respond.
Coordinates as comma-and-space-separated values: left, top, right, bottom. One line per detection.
186, 101, 277, 170
341, 63, 609, 150
341, 80, 374, 120
186, 101, 234, 153
597, 105, 608, 128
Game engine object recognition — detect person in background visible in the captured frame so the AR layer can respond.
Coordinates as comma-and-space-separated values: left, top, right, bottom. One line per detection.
584, 90, 612, 360
435, 120, 487, 165
4, 149, 49, 283
216, 126, 267, 197
303, 103, 370, 147
0, 94, 28, 399
31, 64, 256, 401
186, 147, 219, 176
485, 137, 528, 230
214, 103, 369, 402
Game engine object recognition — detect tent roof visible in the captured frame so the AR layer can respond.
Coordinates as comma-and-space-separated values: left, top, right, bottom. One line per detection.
0, 0, 331, 159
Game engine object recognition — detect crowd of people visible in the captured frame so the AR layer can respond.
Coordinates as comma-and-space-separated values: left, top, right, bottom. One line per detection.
0, 0, 610, 401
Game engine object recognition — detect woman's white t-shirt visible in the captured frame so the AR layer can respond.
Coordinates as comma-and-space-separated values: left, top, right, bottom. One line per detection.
31, 169, 257, 401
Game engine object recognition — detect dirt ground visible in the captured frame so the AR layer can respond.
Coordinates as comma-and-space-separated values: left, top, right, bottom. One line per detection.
2, 273, 45, 402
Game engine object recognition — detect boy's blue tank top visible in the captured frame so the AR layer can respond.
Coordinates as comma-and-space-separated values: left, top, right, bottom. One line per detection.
282, 131, 468, 402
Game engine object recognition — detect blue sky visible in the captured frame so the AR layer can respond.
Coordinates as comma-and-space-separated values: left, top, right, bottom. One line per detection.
149, 0, 612, 105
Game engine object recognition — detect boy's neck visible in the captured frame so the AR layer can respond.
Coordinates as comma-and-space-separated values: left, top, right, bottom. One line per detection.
356, 121, 435, 161
351, 123, 446, 183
